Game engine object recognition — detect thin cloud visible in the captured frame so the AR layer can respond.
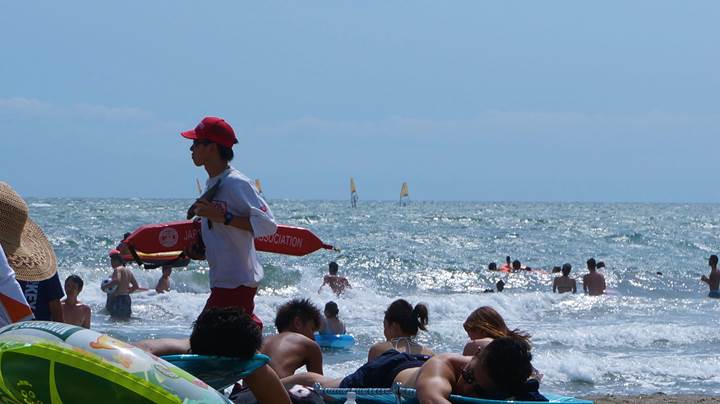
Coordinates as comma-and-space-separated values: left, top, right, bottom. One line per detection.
0, 97, 155, 122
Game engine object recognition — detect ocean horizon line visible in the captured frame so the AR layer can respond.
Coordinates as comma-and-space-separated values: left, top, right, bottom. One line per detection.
23, 196, 720, 206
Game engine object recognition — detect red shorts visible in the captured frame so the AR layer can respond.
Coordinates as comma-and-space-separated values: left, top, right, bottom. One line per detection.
203, 285, 263, 329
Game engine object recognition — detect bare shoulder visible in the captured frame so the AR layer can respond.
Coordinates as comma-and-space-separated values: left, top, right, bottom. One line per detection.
368, 341, 392, 360
462, 338, 492, 356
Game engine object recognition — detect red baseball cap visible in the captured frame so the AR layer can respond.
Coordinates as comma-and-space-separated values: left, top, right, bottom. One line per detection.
181, 117, 238, 148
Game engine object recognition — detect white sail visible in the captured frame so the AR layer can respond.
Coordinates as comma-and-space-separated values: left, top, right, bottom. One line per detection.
350, 177, 358, 208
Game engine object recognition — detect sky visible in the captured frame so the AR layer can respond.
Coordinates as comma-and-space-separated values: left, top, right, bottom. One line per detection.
1, 1, 719, 202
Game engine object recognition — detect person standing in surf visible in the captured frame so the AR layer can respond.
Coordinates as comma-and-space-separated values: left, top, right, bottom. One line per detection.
582, 258, 606, 296
181, 117, 277, 329
701, 255, 720, 298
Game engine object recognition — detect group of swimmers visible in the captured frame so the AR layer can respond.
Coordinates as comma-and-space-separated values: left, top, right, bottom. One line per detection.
489, 256, 608, 296
133, 298, 546, 403
491, 254, 720, 298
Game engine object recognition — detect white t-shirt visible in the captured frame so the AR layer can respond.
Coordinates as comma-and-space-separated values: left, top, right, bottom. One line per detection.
0, 244, 34, 326
201, 167, 277, 288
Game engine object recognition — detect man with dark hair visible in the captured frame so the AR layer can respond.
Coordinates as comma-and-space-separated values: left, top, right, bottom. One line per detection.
283, 336, 545, 402
318, 261, 351, 296
135, 308, 292, 404
701, 255, 720, 298
262, 298, 324, 378
582, 258, 605, 296
181, 117, 277, 328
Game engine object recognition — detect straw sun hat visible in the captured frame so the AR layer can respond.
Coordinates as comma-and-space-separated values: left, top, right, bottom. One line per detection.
0, 182, 57, 282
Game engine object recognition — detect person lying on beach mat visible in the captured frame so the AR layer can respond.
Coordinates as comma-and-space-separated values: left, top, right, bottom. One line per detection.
282, 335, 547, 402
135, 307, 291, 404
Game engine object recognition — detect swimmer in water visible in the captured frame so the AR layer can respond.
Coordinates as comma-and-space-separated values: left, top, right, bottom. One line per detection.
582, 258, 606, 296
318, 261, 351, 296
367, 299, 434, 362
319, 301, 346, 335
552, 263, 577, 294
701, 255, 720, 298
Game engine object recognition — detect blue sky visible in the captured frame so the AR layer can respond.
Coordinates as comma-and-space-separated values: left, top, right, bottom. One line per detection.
2, 1, 719, 202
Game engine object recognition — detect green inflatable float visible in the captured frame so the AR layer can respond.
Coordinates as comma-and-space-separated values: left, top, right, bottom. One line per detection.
0, 321, 230, 403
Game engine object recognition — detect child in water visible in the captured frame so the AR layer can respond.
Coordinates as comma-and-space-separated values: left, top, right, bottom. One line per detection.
319, 301, 346, 335
155, 266, 172, 293
61, 275, 91, 328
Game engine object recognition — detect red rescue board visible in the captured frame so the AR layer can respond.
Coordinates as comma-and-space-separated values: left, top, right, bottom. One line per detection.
121, 220, 335, 257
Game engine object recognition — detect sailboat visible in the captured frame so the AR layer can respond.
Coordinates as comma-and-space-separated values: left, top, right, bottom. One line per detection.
350, 177, 359, 208
399, 182, 409, 206
255, 179, 264, 197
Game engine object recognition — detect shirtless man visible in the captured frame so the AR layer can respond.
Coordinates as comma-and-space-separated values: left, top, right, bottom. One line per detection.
552, 263, 577, 294
318, 261, 351, 296
104, 252, 139, 320
61, 275, 91, 328
135, 308, 291, 404
701, 255, 720, 298
283, 336, 545, 402
262, 298, 324, 378
582, 258, 605, 296
155, 266, 172, 293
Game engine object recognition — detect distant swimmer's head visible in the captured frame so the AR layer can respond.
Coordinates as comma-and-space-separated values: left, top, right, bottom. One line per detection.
182, 117, 238, 165
496, 279, 505, 292
552, 266, 562, 273
324, 301, 340, 318
710, 255, 718, 266
462, 336, 533, 398
463, 306, 530, 344
505, 256, 511, 265
512, 260, 521, 271
275, 298, 322, 339
190, 307, 261, 359
586, 258, 596, 271
561, 263, 572, 276
597, 261, 605, 269
488, 262, 497, 271
328, 261, 339, 275
384, 299, 429, 338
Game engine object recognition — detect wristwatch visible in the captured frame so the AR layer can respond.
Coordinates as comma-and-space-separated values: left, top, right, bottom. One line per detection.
223, 212, 234, 225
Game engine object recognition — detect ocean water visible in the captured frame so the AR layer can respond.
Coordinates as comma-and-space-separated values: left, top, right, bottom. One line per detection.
25, 198, 720, 396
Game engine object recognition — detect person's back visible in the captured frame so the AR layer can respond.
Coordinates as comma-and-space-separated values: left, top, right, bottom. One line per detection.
262, 298, 323, 378
319, 301, 346, 335
367, 299, 433, 362
318, 262, 351, 296
61, 275, 91, 328
553, 264, 577, 294
320, 316, 346, 335
582, 259, 605, 296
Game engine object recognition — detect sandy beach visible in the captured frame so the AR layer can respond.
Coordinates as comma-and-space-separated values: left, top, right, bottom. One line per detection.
584, 393, 720, 403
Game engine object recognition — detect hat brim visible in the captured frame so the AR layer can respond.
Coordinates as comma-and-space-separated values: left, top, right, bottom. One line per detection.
7, 218, 57, 282
181, 130, 199, 140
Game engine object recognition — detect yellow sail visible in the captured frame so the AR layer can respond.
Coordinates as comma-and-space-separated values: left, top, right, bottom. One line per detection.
255, 179, 263, 195
350, 178, 357, 193
400, 182, 409, 198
